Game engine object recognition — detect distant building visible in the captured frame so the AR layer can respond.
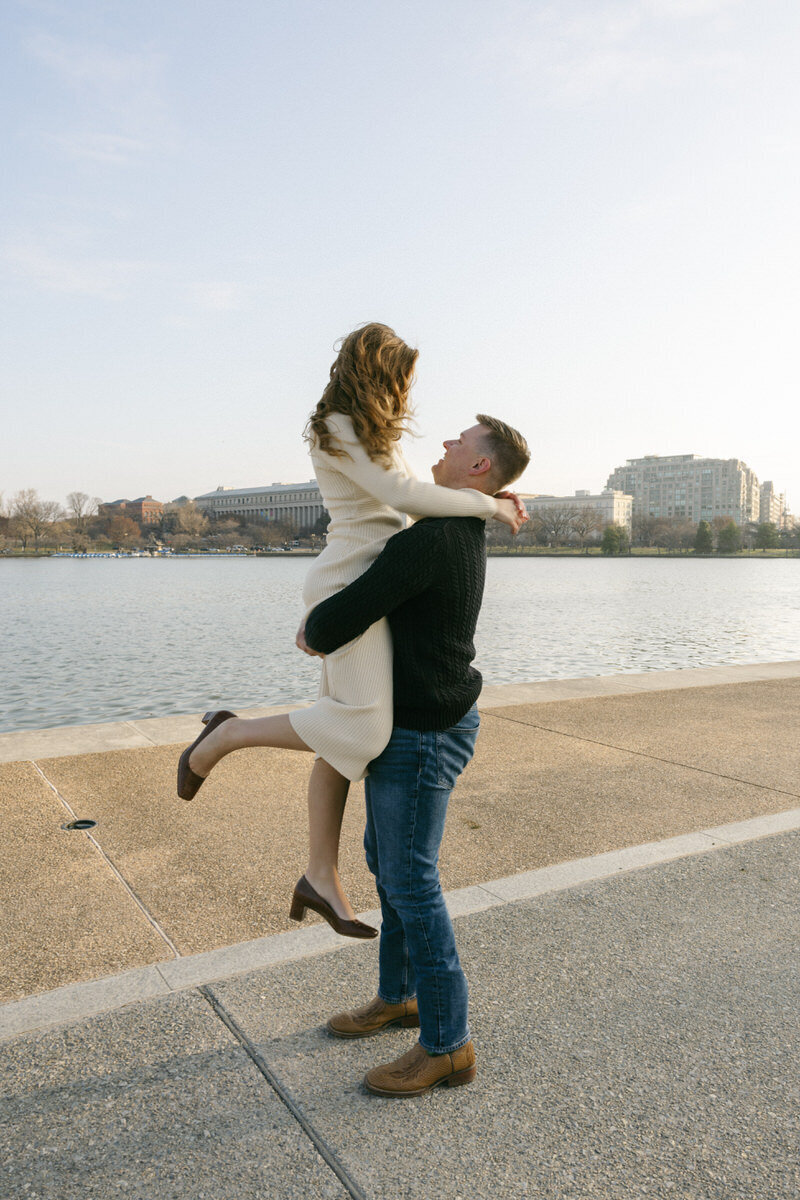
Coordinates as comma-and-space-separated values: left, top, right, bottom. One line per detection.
522, 490, 633, 533
100, 495, 163, 525
195, 481, 326, 529
605, 455, 761, 525
759, 481, 785, 528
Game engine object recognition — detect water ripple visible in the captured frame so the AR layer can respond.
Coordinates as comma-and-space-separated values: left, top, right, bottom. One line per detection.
1, 556, 798, 733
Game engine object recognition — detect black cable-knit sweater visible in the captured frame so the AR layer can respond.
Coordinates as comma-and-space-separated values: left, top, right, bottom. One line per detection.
304, 516, 487, 731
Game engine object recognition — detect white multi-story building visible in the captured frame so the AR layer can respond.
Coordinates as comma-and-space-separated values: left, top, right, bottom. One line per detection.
195, 482, 326, 529
605, 455, 761, 525
522, 490, 632, 532
759, 481, 785, 527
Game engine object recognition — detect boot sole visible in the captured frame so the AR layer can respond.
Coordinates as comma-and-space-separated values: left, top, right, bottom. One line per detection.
364, 1063, 477, 1097
326, 1014, 420, 1039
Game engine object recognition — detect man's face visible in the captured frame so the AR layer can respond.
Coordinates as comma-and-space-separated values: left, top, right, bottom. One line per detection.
431, 424, 490, 487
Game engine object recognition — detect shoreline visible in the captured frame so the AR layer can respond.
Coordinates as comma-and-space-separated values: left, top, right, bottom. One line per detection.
3, 547, 799, 559
2, 660, 798, 762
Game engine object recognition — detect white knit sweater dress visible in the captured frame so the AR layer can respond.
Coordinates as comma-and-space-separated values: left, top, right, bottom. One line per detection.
288, 412, 499, 781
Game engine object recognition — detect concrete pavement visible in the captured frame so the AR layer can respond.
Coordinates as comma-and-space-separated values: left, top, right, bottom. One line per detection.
1, 663, 799, 1197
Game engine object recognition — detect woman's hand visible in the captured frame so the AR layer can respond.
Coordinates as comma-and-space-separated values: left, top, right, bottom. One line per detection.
493, 494, 529, 535
495, 490, 527, 518
296, 618, 325, 658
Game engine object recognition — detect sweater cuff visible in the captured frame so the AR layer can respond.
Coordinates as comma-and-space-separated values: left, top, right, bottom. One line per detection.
459, 488, 498, 516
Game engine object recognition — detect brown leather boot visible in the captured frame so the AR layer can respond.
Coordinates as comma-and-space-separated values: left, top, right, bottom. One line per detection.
326, 995, 420, 1039
364, 1040, 476, 1097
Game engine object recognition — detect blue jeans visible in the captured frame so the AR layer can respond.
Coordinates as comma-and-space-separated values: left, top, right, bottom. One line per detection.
363, 704, 480, 1055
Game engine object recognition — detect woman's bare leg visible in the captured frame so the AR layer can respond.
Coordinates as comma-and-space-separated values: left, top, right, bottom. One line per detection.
303, 758, 355, 921
188, 714, 357, 918
189, 713, 311, 778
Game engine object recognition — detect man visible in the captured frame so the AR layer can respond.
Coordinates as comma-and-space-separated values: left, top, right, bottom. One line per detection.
300, 415, 531, 1097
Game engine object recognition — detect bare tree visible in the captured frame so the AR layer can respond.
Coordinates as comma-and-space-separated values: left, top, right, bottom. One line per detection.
10, 489, 37, 515
653, 518, 695, 552
9, 491, 64, 549
243, 519, 285, 548
176, 501, 209, 537
40, 500, 65, 537
529, 505, 577, 547
632, 514, 659, 547
10, 489, 39, 549
519, 510, 545, 546
205, 517, 241, 549
484, 519, 516, 549
107, 515, 141, 547
0, 492, 9, 549
66, 492, 98, 532
35, 501, 63, 547
570, 506, 604, 550
741, 521, 758, 551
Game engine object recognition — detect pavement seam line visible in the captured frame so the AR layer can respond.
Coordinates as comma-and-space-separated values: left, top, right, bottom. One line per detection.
198, 985, 368, 1200
485, 711, 800, 801
31, 760, 182, 960
122, 720, 159, 745
474, 884, 507, 901
154, 963, 175, 990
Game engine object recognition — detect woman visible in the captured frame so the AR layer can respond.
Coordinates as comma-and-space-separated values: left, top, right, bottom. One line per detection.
177, 323, 524, 936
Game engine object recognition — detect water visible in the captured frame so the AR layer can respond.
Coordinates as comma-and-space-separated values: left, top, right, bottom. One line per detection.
1, 556, 798, 733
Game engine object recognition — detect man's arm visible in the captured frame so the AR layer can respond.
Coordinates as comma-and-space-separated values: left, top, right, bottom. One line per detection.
304, 520, 443, 654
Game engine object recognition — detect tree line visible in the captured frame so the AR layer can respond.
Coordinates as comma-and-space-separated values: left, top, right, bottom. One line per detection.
485, 504, 800, 555
0, 490, 329, 553
2, 490, 797, 555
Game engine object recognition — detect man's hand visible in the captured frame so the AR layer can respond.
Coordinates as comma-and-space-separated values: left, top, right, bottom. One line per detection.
296, 618, 325, 658
493, 492, 529, 535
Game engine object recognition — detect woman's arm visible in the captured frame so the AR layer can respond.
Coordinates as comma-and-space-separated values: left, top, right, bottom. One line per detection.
318, 413, 500, 520
304, 520, 443, 654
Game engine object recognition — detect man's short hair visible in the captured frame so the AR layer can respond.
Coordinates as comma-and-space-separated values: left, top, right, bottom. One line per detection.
476, 413, 531, 489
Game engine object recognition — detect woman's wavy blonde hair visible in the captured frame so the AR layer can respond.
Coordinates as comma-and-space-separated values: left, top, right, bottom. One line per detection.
305, 323, 418, 463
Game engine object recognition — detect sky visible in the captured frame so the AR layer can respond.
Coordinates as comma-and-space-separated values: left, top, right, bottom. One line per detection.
2, 0, 799, 513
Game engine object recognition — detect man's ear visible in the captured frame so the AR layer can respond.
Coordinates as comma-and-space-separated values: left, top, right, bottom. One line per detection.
467, 456, 492, 478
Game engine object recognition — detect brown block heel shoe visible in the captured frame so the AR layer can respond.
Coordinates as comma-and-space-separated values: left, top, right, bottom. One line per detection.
364, 1040, 476, 1098
177, 709, 237, 801
327, 995, 420, 1039
289, 875, 377, 940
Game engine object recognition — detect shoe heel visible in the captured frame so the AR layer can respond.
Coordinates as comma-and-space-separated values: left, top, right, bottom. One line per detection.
399, 1015, 420, 1028
446, 1065, 476, 1088
289, 895, 306, 922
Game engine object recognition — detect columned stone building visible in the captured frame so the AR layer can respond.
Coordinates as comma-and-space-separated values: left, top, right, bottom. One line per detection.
605, 455, 761, 525
195, 482, 326, 529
